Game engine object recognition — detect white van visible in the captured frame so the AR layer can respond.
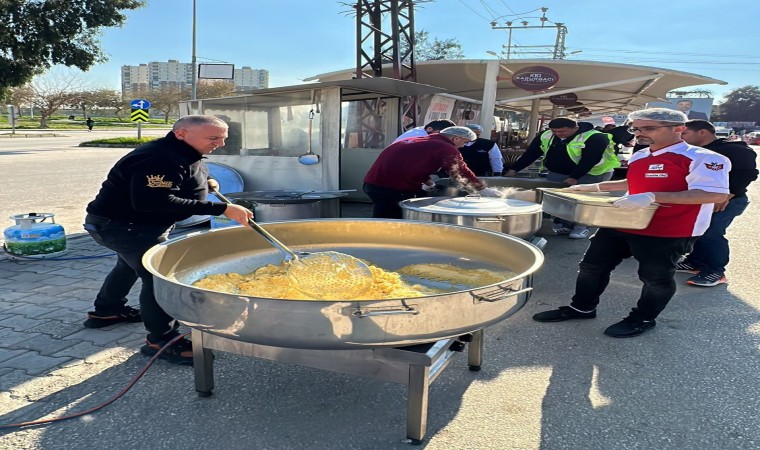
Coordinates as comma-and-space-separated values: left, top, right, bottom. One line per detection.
714, 126, 732, 139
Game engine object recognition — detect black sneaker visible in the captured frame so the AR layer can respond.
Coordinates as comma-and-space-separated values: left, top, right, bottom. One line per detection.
140, 335, 194, 366
532, 306, 596, 322
83, 306, 142, 328
687, 272, 727, 287
675, 262, 699, 274
603, 317, 656, 338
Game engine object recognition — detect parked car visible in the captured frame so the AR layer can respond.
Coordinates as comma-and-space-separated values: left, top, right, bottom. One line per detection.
743, 132, 760, 145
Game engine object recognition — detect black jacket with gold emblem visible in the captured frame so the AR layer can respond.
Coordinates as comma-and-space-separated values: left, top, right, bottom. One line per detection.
86, 132, 227, 225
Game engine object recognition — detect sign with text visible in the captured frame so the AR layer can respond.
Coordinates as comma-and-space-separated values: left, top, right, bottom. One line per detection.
511, 66, 559, 92
549, 93, 578, 106
423, 95, 457, 123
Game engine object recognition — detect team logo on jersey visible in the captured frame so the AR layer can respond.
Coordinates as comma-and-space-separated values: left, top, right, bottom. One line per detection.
648, 164, 664, 170
704, 162, 724, 171
146, 175, 173, 188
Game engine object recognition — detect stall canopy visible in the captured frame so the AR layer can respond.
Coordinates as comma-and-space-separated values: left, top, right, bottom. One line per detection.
307, 59, 726, 116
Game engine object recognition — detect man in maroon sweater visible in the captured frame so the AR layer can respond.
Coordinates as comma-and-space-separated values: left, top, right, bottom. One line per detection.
363, 126, 494, 218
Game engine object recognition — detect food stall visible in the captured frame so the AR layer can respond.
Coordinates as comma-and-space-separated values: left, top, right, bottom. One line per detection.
180, 78, 445, 203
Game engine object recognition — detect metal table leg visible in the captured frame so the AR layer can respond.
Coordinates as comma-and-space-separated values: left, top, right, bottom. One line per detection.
406, 364, 430, 445
468, 329, 484, 371
192, 329, 215, 397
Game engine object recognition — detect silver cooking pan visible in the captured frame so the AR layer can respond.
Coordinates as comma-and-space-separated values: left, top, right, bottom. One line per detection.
142, 219, 544, 350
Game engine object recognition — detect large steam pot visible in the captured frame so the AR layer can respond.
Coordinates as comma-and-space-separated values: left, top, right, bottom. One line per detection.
225, 190, 347, 222
143, 220, 543, 350
400, 196, 543, 239
434, 177, 566, 203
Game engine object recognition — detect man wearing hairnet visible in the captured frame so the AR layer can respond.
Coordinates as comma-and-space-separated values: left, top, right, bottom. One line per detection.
363, 126, 498, 218
532, 108, 730, 338
459, 123, 504, 176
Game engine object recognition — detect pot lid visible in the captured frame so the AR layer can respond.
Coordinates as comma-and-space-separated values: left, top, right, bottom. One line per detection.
225, 190, 347, 203
403, 196, 541, 215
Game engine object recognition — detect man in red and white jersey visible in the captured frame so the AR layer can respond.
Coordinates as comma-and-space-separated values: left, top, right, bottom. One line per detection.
532, 108, 730, 338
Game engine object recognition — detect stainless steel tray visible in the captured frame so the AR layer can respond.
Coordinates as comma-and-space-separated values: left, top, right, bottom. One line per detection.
538, 188, 657, 230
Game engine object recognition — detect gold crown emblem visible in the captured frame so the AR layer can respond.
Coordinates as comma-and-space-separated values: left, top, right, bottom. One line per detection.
146, 174, 173, 188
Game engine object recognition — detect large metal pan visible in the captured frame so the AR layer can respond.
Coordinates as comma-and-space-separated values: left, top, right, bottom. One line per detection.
434, 176, 566, 203
539, 188, 658, 230
143, 219, 543, 350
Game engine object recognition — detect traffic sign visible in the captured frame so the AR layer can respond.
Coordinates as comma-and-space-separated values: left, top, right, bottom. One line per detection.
130, 109, 149, 122
130, 99, 151, 110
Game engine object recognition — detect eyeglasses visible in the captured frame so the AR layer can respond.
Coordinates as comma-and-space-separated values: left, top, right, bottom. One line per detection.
627, 125, 678, 133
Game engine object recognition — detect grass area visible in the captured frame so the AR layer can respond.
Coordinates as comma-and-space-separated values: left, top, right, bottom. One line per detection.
79, 137, 158, 146
1, 115, 171, 129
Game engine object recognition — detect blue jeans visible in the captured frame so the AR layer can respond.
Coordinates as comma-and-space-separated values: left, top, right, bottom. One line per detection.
546, 171, 613, 229
684, 195, 749, 275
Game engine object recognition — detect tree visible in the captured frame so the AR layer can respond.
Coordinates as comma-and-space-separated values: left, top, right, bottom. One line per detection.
712, 85, 760, 123
196, 80, 236, 99
74, 88, 123, 119
146, 86, 186, 124
0, 0, 144, 94
413, 30, 465, 61
16, 70, 88, 127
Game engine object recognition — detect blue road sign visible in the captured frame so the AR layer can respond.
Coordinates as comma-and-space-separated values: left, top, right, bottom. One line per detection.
130, 99, 151, 110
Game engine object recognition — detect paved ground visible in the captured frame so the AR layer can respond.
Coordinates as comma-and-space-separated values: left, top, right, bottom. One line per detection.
0, 140, 759, 449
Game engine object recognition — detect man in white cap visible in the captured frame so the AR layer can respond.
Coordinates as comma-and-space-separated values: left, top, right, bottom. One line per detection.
532, 108, 730, 338
460, 123, 504, 176
363, 126, 498, 218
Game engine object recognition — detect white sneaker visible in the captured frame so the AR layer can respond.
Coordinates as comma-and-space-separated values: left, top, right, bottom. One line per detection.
569, 227, 591, 239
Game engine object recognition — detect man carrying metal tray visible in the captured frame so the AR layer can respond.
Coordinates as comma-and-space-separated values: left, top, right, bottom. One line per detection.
532, 108, 731, 338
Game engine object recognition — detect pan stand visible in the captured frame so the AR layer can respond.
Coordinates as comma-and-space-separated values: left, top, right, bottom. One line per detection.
192, 328, 485, 445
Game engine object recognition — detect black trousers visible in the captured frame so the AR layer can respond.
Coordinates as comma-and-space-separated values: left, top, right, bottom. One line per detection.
84, 214, 176, 341
570, 228, 696, 321
362, 183, 417, 219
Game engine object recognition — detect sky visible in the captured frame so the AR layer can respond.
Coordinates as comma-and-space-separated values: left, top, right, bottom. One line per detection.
79, 0, 760, 103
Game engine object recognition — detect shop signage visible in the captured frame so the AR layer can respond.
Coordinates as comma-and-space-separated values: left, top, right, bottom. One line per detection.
511, 66, 559, 91
549, 93, 578, 106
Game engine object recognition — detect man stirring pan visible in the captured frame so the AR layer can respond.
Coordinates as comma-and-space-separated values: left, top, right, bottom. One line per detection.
532, 108, 730, 338
83, 115, 253, 365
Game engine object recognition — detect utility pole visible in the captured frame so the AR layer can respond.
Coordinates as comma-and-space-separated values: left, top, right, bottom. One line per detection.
191, 0, 197, 101
490, 7, 568, 60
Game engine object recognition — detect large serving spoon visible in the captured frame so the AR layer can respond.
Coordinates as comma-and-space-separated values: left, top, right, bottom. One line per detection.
212, 190, 374, 299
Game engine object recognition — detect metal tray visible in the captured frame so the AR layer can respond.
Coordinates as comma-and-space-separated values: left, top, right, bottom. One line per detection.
538, 188, 657, 230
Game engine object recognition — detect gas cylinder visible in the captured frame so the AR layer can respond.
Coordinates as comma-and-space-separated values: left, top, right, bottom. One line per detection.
3, 213, 68, 258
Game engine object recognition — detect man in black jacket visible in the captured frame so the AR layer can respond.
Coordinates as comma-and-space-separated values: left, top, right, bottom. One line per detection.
83, 115, 253, 365
458, 123, 503, 176
678, 120, 758, 286
505, 118, 620, 239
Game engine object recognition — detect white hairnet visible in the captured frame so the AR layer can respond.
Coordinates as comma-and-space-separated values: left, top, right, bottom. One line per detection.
627, 108, 687, 123
439, 126, 477, 141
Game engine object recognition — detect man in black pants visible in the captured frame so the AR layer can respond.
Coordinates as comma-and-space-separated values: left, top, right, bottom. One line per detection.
83, 115, 253, 364
678, 120, 758, 286
532, 108, 730, 338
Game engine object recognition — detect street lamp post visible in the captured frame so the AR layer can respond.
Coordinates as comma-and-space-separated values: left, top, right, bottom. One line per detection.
191, 0, 197, 101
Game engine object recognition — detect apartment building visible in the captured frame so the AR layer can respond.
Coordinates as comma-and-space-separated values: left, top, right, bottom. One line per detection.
121, 60, 269, 96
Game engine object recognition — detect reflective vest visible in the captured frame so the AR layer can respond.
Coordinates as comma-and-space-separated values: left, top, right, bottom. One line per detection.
539, 129, 620, 175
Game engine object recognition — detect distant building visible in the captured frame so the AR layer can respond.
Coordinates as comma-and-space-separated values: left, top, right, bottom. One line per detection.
121, 60, 269, 96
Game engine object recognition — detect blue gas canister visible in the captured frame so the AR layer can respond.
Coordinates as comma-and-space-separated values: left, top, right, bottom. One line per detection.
3, 213, 68, 258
